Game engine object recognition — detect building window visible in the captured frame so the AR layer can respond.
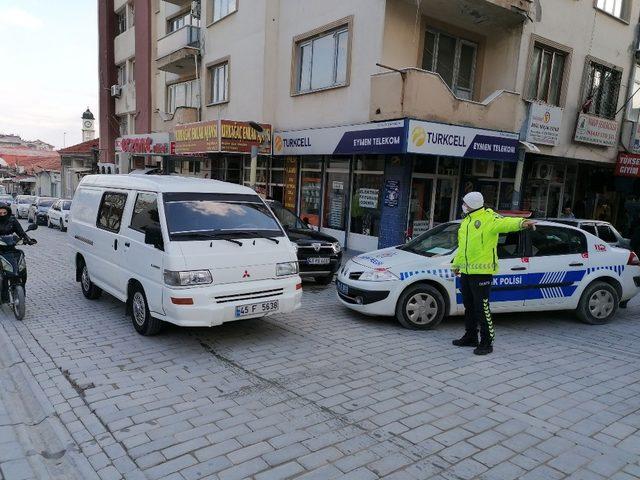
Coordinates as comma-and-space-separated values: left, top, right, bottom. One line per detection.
167, 10, 200, 33
115, 8, 127, 35
116, 63, 126, 86
295, 23, 350, 94
526, 43, 567, 106
128, 59, 135, 83
128, 2, 135, 27
582, 60, 622, 119
595, 0, 630, 21
208, 61, 229, 104
212, 0, 237, 23
167, 79, 200, 113
422, 30, 477, 100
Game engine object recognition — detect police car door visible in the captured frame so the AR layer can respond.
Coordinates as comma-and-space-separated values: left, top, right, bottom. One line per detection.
524, 225, 588, 308
489, 231, 527, 311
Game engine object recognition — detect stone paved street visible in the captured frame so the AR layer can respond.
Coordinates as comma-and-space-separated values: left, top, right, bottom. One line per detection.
1, 222, 640, 480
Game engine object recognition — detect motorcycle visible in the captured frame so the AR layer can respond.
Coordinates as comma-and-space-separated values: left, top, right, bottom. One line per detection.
0, 223, 37, 320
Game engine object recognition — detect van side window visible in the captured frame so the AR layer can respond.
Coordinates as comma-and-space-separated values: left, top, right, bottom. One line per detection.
130, 193, 160, 233
97, 192, 127, 232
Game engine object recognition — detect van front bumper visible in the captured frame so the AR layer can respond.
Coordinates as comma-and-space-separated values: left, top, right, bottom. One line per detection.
159, 276, 302, 327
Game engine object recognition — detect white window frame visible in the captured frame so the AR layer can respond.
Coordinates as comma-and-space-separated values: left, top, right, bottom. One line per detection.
208, 61, 229, 105
595, 0, 629, 21
526, 42, 568, 106
115, 8, 127, 36
211, 0, 237, 23
294, 24, 350, 94
116, 63, 126, 86
422, 29, 478, 100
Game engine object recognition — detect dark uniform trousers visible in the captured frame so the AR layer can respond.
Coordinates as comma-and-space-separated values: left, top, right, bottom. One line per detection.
460, 273, 495, 345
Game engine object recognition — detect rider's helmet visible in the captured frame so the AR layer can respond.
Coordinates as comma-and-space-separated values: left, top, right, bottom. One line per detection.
0, 202, 11, 216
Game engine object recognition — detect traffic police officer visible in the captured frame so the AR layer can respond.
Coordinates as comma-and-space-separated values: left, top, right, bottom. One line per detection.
451, 192, 535, 355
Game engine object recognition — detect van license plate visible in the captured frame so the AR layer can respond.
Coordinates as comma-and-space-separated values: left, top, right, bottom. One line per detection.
308, 257, 330, 265
235, 300, 279, 318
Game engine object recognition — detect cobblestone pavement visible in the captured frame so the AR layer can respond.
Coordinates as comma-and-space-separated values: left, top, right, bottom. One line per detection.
1, 223, 640, 480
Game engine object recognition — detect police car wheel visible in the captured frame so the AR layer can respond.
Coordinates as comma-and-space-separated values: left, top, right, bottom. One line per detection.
396, 284, 445, 330
577, 281, 619, 325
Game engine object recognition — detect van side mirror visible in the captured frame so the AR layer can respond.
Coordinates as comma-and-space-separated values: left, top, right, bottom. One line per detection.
144, 225, 164, 250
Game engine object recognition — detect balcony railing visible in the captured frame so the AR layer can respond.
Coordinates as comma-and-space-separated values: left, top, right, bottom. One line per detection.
114, 27, 135, 66
370, 68, 523, 133
157, 25, 200, 74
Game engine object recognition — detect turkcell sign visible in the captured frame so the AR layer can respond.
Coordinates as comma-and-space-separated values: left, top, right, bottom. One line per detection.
407, 119, 519, 162
273, 120, 406, 156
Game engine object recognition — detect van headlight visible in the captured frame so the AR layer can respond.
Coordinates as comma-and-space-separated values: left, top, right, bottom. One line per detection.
276, 262, 298, 276
359, 269, 399, 282
331, 242, 342, 254
163, 270, 212, 286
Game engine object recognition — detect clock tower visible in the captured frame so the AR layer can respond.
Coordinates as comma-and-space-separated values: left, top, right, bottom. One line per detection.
81, 107, 95, 142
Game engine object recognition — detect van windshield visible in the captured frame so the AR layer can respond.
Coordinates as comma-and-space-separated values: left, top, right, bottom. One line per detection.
163, 193, 284, 241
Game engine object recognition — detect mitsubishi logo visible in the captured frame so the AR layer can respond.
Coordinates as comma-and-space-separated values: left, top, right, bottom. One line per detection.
242, 270, 250, 278
312, 243, 321, 252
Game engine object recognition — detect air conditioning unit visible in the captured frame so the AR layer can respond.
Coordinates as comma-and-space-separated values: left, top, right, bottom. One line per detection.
534, 163, 554, 180
110, 85, 122, 98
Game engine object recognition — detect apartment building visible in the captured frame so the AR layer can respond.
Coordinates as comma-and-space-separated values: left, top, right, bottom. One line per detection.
98, 0, 640, 251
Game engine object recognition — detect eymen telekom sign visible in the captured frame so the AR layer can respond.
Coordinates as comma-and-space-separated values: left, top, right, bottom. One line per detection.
615, 153, 640, 178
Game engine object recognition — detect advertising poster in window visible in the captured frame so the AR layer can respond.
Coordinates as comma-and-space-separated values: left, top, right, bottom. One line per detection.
525, 102, 563, 146
328, 191, 344, 229
220, 120, 272, 154
384, 180, 400, 208
358, 188, 379, 209
284, 157, 298, 211
173, 121, 219, 154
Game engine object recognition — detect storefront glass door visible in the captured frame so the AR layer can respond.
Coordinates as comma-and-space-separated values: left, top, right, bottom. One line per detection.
322, 158, 350, 245
434, 178, 456, 226
409, 177, 434, 237
299, 157, 322, 229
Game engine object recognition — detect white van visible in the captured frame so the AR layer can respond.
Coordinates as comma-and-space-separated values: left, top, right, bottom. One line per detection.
68, 175, 302, 335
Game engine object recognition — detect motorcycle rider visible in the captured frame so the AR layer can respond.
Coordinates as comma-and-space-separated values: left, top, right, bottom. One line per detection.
0, 202, 36, 244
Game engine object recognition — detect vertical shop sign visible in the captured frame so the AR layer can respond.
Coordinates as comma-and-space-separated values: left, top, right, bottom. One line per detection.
284, 157, 298, 211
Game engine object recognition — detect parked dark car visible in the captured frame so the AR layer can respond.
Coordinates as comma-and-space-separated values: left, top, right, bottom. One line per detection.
547, 219, 630, 249
28, 197, 57, 225
267, 201, 342, 284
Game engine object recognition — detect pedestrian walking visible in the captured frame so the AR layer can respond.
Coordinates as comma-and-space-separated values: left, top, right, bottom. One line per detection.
451, 192, 535, 355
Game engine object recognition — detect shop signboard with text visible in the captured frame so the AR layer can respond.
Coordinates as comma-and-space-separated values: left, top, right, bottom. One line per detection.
115, 133, 172, 155
283, 157, 298, 211
220, 120, 272, 155
173, 121, 219, 154
524, 102, 563, 146
273, 120, 406, 156
407, 120, 519, 161
615, 153, 640, 178
574, 113, 618, 147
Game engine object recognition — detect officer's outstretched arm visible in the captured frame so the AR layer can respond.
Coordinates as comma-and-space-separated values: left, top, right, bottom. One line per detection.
490, 215, 525, 234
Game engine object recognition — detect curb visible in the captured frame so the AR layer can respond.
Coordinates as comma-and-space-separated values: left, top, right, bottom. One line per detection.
0, 322, 100, 480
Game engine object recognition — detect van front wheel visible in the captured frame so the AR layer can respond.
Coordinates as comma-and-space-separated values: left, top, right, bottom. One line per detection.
130, 285, 162, 336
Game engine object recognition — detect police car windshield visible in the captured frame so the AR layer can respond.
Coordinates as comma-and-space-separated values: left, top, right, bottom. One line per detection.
400, 223, 459, 257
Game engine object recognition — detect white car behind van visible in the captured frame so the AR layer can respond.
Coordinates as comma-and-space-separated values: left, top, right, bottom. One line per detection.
69, 175, 302, 335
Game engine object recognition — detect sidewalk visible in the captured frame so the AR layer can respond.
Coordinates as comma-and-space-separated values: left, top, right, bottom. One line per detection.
0, 322, 99, 480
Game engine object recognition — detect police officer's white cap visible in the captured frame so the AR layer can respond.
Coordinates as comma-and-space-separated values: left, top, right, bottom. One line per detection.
463, 192, 484, 210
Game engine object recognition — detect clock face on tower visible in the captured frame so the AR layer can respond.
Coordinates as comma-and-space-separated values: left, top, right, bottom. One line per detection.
83, 120, 92, 129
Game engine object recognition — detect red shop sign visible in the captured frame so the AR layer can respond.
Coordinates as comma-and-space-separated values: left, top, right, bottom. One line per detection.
615, 153, 640, 178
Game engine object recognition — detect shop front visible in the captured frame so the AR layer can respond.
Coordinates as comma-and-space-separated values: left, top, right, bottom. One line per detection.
275, 119, 520, 251
172, 119, 272, 192
115, 133, 173, 173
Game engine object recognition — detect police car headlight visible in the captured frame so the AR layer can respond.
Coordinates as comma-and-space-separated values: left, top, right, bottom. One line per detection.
164, 270, 212, 286
276, 261, 298, 276
359, 269, 399, 282
331, 242, 342, 254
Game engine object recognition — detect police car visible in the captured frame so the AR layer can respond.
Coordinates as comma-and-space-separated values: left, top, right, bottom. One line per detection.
336, 221, 640, 328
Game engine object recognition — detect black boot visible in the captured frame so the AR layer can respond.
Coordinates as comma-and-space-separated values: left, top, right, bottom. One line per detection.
452, 331, 478, 347
473, 343, 493, 355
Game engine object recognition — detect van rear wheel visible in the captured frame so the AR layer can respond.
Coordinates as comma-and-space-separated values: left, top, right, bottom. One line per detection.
130, 285, 162, 336
80, 263, 102, 300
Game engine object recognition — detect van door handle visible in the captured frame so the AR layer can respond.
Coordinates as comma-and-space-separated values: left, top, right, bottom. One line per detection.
124, 242, 130, 247
569, 262, 584, 267
113, 239, 118, 251
510, 267, 527, 271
